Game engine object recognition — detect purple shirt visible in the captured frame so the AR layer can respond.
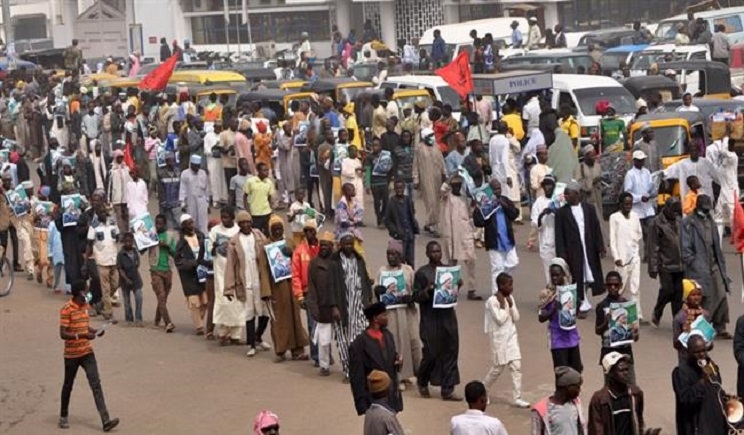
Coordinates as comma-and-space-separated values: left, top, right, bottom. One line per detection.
546, 300, 580, 349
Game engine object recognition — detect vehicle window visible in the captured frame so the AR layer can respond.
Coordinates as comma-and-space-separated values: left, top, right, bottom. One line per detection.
636, 126, 687, 157
436, 86, 461, 111
558, 92, 575, 111
655, 20, 686, 40
573, 87, 636, 116
689, 51, 707, 61
714, 16, 743, 33
571, 56, 594, 71
599, 53, 627, 70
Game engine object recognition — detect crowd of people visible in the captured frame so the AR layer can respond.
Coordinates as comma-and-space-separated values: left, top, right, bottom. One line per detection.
0, 29, 723, 433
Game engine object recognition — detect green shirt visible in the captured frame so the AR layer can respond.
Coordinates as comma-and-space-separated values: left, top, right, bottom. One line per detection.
153, 231, 176, 272
600, 118, 626, 148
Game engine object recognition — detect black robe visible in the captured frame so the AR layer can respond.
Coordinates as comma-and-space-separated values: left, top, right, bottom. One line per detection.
413, 263, 460, 389
348, 329, 403, 416
54, 215, 84, 287
554, 202, 605, 299
672, 358, 727, 435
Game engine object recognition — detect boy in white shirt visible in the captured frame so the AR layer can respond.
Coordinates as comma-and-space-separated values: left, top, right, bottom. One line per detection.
482, 273, 529, 408
287, 188, 311, 246
609, 191, 644, 321
451, 381, 509, 435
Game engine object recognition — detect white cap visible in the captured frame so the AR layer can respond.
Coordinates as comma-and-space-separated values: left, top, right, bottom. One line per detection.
529, 16, 538, 22
602, 352, 631, 374
180, 214, 193, 224
632, 150, 647, 160
420, 127, 434, 140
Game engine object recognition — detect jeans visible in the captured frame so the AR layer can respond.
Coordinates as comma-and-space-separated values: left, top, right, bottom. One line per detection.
121, 287, 143, 322
370, 184, 389, 225
159, 205, 181, 230
403, 238, 415, 268
306, 309, 318, 363
223, 167, 237, 193
53, 264, 65, 290
60, 353, 110, 421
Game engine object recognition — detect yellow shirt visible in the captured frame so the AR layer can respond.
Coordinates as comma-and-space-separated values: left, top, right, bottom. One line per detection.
502, 113, 524, 141
561, 116, 580, 140
346, 115, 362, 149
243, 176, 275, 217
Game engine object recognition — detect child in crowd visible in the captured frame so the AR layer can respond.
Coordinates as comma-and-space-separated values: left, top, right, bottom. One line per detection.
682, 175, 701, 216
117, 232, 143, 326
483, 273, 529, 408
287, 188, 311, 246
595, 271, 637, 384
672, 279, 711, 364
47, 208, 65, 294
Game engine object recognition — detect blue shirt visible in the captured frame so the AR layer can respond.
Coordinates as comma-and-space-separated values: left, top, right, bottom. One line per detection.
494, 207, 514, 252
511, 29, 523, 48
445, 148, 470, 178
432, 37, 446, 61
324, 111, 341, 128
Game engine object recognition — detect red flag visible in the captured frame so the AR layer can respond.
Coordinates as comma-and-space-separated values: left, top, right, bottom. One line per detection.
138, 54, 178, 92
123, 143, 135, 170
435, 50, 474, 99
733, 191, 744, 252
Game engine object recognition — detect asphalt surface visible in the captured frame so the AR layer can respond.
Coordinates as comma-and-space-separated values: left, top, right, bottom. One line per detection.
2, 192, 744, 435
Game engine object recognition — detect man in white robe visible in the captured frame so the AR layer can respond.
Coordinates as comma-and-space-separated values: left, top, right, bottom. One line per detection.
664, 142, 720, 199
707, 134, 739, 245
531, 175, 557, 284
179, 154, 211, 235
203, 121, 227, 208
609, 192, 644, 320
623, 150, 656, 257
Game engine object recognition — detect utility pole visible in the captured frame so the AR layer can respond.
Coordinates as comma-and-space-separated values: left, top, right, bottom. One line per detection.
2, 0, 12, 45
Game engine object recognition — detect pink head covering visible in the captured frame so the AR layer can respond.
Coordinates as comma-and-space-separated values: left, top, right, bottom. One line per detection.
253, 411, 279, 435
9, 151, 18, 164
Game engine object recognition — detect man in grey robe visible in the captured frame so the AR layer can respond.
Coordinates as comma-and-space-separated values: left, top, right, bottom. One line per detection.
179, 154, 210, 235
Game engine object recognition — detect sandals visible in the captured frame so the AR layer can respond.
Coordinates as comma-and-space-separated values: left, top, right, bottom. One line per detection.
205, 332, 215, 340
195, 327, 205, 336
165, 323, 175, 333
291, 353, 310, 361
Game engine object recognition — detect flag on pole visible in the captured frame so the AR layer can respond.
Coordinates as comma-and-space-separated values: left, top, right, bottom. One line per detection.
732, 191, 744, 301
223, 0, 230, 24
138, 54, 178, 92
435, 50, 474, 99
241, 0, 248, 25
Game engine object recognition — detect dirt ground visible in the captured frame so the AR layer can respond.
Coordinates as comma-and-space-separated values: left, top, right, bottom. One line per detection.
2, 195, 743, 435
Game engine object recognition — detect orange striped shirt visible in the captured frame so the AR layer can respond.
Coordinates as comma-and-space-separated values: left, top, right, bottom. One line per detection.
59, 299, 92, 359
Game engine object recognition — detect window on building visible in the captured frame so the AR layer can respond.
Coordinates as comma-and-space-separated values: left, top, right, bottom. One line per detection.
191, 10, 328, 45
182, 0, 287, 12
14, 15, 47, 40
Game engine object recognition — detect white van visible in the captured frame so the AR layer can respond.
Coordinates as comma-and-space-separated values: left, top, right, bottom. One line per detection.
655, 6, 744, 45
630, 44, 710, 74
419, 17, 529, 64
550, 74, 637, 146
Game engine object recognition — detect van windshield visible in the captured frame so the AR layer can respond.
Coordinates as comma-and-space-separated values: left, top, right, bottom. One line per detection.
437, 86, 461, 111
632, 51, 686, 70
633, 126, 687, 157
655, 20, 686, 41
573, 87, 636, 115
419, 44, 456, 63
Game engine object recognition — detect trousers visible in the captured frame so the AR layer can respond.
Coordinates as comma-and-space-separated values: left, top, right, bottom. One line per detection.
653, 271, 684, 323
60, 353, 109, 422
150, 270, 173, 326
246, 315, 270, 348
488, 249, 519, 294
483, 359, 523, 401
370, 184, 389, 226
617, 259, 642, 318
121, 287, 143, 323
97, 265, 119, 317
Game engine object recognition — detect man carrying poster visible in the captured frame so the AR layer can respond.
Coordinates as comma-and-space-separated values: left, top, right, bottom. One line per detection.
433, 266, 462, 308
413, 241, 463, 401
130, 213, 159, 251
596, 271, 638, 384
61, 194, 83, 227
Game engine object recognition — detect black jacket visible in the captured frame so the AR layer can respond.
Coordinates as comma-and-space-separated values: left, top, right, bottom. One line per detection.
555, 202, 605, 297
174, 231, 211, 296
647, 212, 683, 275
306, 255, 334, 323
327, 251, 372, 327
473, 196, 519, 251
160, 43, 172, 62
349, 329, 403, 415
384, 194, 419, 241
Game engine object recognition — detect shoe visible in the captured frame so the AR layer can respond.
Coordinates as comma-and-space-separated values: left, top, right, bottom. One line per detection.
58, 417, 69, 429
342, 375, 350, 384
13, 264, 23, 272
103, 316, 118, 325
125, 321, 134, 327
246, 348, 256, 357
195, 327, 205, 336
418, 385, 431, 398
102, 418, 120, 432
274, 355, 287, 363
319, 368, 330, 376
442, 392, 464, 401
577, 310, 588, 319
26, 272, 33, 281
514, 399, 531, 408
399, 382, 407, 391
35, 271, 42, 284
53, 288, 63, 294
134, 321, 144, 328
258, 341, 272, 351
112, 302, 121, 308
165, 323, 175, 333
467, 291, 483, 301
651, 318, 660, 329
717, 331, 733, 340
639, 319, 650, 326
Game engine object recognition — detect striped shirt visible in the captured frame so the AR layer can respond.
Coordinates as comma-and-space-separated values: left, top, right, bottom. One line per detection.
59, 299, 92, 359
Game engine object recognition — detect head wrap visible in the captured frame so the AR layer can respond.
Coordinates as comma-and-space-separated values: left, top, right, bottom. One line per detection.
363, 302, 386, 320
179, 214, 193, 224
319, 231, 335, 243
549, 257, 573, 285
565, 180, 582, 193
236, 210, 252, 223
555, 366, 582, 387
112, 149, 124, 158
367, 370, 391, 394
536, 144, 548, 153
581, 145, 595, 156
338, 231, 355, 241
256, 121, 267, 134
683, 279, 702, 300
303, 219, 317, 230
253, 411, 279, 435
268, 214, 284, 229
542, 174, 557, 186
189, 154, 202, 165
39, 185, 51, 197
164, 151, 175, 160
387, 239, 403, 255
21, 180, 33, 189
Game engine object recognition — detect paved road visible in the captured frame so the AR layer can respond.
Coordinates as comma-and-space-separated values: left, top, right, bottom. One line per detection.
2, 194, 744, 434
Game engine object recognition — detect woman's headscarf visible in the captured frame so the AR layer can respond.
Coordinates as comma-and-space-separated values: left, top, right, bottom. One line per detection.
253, 410, 279, 435
539, 257, 573, 308
546, 129, 579, 183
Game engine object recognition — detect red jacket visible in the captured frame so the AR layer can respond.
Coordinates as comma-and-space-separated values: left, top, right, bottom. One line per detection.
291, 240, 320, 299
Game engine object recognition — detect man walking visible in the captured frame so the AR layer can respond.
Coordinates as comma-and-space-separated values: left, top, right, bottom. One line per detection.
623, 150, 656, 251
362, 370, 405, 435
609, 192, 645, 322
440, 176, 479, 300
680, 194, 731, 338
384, 179, 418, 267
179, 154, 210, 235
647, 198, 684, 326
306, 231, 337, 375
414, 241, 462, 401
413, 128, 445, 237
157, 152, 182, 229
451, 381, 509, 435
555, 181, 605, 317
531, 366, 585, 434
86, 200, 120, 323
58, 279, 119, 431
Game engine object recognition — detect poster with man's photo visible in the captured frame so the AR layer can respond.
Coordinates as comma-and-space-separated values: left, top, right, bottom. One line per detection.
331, 142, 349, 175
557, 284, 577, 330
551, 182, 567, 210
294, 121, 309, 147
129, 213, 159, 250
473, 184, 499, 220
372, 150, 393, 176
609, 301, 639, 347
61, 194, 83, 227
378, 270, 407, 309
265, 240, 292, 282
6, 185, 29, 217
433, 265, 461, 309
296, 206, 326, 229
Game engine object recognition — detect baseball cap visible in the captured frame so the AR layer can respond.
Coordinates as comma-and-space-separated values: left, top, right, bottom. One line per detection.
602, 352, 631, 374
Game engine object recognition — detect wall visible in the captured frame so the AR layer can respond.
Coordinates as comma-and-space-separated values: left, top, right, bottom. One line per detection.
394, 0, 445, 44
